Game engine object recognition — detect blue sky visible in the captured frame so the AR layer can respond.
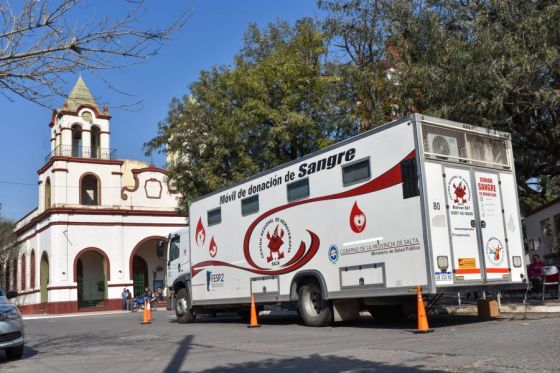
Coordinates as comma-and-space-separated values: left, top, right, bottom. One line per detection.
0, 0, 325, 220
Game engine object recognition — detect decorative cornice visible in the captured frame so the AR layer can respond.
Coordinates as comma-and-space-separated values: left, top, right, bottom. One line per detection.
38, 156, 123, 175
15, 206, 184, 238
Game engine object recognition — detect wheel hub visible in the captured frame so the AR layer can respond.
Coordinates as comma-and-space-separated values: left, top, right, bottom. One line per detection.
176, 298, 188, 315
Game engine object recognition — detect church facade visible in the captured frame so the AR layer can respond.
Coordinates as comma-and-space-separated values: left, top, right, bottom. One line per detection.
7, 77, 186, 314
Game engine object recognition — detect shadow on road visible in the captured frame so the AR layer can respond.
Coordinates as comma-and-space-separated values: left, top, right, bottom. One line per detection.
185, 312, 488, 331
164, 335, 193, 373
196, 354, 447, 372
0, 344, 38, 363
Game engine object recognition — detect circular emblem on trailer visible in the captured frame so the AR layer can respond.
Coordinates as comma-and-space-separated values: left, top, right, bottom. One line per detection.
258, 218, 292, 266
485, 237, 505, 266
447, 176, 471, 206
328, 245, 339, 264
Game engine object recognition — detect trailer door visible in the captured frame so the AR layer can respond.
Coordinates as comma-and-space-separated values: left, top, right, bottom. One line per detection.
473, 172, 510, 280
444, 167, 483, 281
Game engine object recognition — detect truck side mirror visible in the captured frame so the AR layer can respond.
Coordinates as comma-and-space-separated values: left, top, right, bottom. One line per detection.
156, 240, 165, 258
6, 290, 18, 299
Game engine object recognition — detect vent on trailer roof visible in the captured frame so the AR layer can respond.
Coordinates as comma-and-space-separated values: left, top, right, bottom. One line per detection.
422, 124, 510, 169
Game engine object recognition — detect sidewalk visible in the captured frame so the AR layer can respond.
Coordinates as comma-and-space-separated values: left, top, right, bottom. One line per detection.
23, 310, 129, 320
433, 292, 560, 315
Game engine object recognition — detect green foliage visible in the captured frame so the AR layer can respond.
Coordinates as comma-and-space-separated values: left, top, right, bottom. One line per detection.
149, 1, 560, 214
320, 0, 560, 213
146, 19, 357, 213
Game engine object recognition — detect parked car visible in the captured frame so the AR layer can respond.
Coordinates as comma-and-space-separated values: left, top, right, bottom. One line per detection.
0, 289, 24, 360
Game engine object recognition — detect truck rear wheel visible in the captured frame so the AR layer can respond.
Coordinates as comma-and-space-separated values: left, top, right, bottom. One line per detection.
298, 279, 332, 327
174, 288, 195, 323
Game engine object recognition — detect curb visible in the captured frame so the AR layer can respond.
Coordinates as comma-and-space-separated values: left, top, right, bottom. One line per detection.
435, 303, 560, 315
23, 310, 130, 320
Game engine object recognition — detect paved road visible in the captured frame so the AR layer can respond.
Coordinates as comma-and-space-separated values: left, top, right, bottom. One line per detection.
2, 310, 559, 372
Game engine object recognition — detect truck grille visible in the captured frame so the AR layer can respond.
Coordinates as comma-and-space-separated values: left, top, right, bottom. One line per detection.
0, 331, 22, 343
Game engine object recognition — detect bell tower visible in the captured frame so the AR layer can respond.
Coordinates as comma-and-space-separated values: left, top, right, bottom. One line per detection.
49, 76, 112, 159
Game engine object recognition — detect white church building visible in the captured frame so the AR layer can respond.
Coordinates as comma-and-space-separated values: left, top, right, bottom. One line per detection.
7, 77, 186, 314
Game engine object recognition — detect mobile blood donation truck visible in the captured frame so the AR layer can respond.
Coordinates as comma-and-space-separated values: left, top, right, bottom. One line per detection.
166, 114, 526, 327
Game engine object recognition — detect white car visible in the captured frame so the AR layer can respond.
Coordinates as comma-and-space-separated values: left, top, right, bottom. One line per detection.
0, 289, 24, 360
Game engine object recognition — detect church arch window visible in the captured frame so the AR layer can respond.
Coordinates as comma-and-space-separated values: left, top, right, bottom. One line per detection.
80, 173, 100, 206
21, 254, 26, 290
30, 250, 36, 289
45, 177, 52, 209
91, 125, 101, 159
12, 258, 18, 290
71, 124, 82, 157
40, 252, 49, 303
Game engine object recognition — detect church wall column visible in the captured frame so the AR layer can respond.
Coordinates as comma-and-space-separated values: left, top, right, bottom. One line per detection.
81, 130, 91, 158
100, 132, 110, 160
61, 128, 73, 156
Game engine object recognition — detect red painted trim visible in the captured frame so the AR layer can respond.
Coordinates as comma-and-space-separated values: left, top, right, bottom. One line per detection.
47, 285, 78, 290
486, 268, 510, 273
49, 105, 111, 127
107, 283, 134, 287
16, 221, 186, 246
73, 247, 111, 282
111, 171, 123, 175
38, 157, 123, 175
121, 166, 169, 201
15, 208, 38, 225
16, 207, 184, 237
52, 168, 69, 173
129, 236, 167, 281
454, 268, 481, 274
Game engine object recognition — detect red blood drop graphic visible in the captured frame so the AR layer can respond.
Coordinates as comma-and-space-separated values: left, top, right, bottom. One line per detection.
209, 236, 217, 257
196, 217, 206, 246
349, 201, 366, 233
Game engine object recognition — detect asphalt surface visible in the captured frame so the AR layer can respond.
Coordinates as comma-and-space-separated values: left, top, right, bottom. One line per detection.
2, 310, 560, 372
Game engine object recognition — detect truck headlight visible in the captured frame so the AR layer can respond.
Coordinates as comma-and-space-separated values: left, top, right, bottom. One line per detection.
0, 308, 21, 321
437, 256, 449, 271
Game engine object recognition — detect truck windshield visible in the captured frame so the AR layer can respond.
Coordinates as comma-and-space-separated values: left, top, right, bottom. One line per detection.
169, 235, 180, 261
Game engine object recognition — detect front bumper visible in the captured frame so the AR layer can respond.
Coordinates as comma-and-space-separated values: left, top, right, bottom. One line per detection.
0, 320, 24, 350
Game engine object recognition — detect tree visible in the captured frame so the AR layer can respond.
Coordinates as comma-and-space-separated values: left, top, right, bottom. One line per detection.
0, 0, 189, 107
0, 204, 16, 290
146, 19, 357, 213
320, 0, 560, 212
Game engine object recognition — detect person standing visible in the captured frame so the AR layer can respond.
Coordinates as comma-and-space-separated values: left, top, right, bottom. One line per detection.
121, 288, 128, 310
528, 254, 545, 292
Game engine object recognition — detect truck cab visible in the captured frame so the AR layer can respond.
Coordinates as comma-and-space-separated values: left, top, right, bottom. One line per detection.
166, 228, 191, 297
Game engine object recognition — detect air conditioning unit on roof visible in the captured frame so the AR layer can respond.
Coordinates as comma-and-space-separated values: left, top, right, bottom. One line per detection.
426, 133, 460, 158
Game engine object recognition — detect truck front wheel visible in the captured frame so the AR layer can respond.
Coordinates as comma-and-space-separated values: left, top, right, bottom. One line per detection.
298, 279, 332, 327
174, 288, 196, 323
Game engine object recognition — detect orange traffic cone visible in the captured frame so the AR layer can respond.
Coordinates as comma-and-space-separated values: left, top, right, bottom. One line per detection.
147, 298, 153, 322
414, 286, 433, 333
141, 299, 151, 325
247, 293, 260, 328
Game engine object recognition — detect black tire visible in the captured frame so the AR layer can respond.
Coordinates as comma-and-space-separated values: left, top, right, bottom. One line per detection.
5, 344, 24, 360
368, 305, 406, 321
130, 302, 139, 312
297, 279, 332, 327
174, 288, 195, 323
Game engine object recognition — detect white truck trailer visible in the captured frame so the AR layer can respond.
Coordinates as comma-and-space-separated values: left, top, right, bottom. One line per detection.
166, 114, 527, 327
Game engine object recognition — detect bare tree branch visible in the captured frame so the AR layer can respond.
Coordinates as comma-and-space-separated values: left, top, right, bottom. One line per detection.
0, 0, 190, 107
